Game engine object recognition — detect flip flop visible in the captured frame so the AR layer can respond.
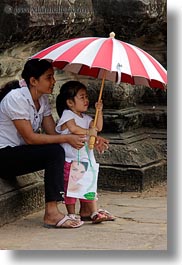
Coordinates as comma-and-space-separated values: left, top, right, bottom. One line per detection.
98, 209, 116, 221
68, 214, 81, 221
44, 215, 84, 229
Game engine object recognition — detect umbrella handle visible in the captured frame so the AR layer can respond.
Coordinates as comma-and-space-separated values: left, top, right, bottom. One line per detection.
88, 109, 99, 149
88, 135, 96, 150
88, 71, 106, 149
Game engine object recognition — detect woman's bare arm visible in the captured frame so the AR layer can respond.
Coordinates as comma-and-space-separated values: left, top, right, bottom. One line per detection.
42, 115, 57, 135
13, 119, 86, 149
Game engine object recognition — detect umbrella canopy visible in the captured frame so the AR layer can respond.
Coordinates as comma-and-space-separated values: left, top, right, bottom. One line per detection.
31, 32, 167, 90
31, 32, 167, 148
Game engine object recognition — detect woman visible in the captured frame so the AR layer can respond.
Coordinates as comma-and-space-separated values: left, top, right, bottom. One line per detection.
0, 59, 109, 228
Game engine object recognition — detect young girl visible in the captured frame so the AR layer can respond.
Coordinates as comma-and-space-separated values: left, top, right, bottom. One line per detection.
56, 81, 107, 224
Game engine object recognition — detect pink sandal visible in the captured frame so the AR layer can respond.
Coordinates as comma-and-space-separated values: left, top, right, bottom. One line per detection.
98, 209, 116, 221
44, 215, 84, 228
91, 212, 107, 224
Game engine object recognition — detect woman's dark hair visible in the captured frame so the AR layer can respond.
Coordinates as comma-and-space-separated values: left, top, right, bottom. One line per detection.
56, 81, 87, 117
0, 59, 52, 102
0, 80, 19, 102
21, 59, 52, 87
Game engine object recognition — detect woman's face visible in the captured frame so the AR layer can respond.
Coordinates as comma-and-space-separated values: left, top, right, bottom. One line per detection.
69, 161, 86, 185
35, 67, 56, 95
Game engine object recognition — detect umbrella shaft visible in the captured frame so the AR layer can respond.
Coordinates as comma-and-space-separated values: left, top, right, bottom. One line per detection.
89, 72, 106, 149
93, 71, 106, 127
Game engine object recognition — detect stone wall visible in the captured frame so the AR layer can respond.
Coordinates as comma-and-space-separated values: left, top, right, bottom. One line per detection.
0, 0, 167, 104
0, 171, 44, 227
0, 0, 94, 49
0, 0, 166, 66
92, 0, 167, 67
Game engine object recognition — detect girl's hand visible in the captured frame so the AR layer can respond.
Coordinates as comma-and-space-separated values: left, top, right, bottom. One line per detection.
88, 127, 98, 137
95, 100, 103, 112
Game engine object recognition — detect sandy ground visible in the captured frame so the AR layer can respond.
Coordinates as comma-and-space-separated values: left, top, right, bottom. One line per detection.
0, 181, 167, 250
130, 181, 167, 198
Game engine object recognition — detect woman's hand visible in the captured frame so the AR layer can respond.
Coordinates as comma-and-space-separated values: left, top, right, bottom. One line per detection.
67, 134, 86, 149
66, 134, 109, 152
94, 136, 109, 154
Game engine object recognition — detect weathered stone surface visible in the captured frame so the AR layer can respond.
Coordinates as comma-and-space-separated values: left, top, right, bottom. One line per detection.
0, 171, 44, 195
95, 129, 167, 192
98, 160, 167, 191
0, 172, 44, 226
86, 80, 167, 110
0, 182, 44, 227
88, 106, 167, 133
0, 0, 93, 50
91, 0, 167, 67
0, 0, 167, 68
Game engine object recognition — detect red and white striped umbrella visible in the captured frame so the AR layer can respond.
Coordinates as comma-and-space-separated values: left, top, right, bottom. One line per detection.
31, 32, 167, 149
31, 32, 167, 90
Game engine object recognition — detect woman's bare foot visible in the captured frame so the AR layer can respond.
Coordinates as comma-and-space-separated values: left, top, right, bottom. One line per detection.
44, 201, 82, 227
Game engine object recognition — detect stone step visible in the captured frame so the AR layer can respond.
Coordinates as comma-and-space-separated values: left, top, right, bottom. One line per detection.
88, 105, 167, 133
98, 160, 167, 192
0, 182, 44, 227
0, 171, 43, 196
100, 129, 167, 144
95, 129, 167, 192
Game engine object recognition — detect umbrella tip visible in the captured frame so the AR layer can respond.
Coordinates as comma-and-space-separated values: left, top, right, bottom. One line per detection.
109, 32, 115, 38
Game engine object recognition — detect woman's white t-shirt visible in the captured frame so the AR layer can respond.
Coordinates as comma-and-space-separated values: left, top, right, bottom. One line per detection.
55, 109, 96, 164
0, 86, 51, 148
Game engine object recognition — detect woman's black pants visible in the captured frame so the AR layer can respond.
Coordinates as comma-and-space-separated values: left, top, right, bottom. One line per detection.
0, 144, 65, 203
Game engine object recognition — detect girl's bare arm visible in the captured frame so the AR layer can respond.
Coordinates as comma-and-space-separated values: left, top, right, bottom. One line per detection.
63, 119, 97, 137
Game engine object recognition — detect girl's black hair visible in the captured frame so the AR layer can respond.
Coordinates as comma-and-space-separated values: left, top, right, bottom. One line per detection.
0, 59, 52, 102
56, 80, 87, 117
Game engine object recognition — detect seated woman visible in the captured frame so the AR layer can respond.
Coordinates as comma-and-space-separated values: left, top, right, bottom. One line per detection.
0, 59, 110, 228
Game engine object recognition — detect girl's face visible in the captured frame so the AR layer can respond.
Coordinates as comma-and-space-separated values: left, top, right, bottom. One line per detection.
73, 88, 89, 113
34, 67, 55, 95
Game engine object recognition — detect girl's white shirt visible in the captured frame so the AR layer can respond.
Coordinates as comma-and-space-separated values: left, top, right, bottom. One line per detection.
0, 86, 51, 148
55, 109, 96, 164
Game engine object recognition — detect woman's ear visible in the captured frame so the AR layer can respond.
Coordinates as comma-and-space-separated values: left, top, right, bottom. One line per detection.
29, 77, 37, 87
66, 99, 74, 108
